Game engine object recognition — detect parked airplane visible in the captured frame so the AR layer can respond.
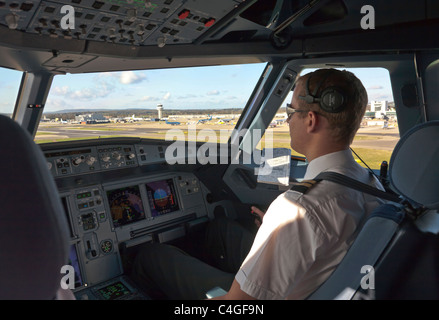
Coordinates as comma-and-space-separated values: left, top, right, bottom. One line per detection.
217, 116, 235, 124
124, 114, 144, 122
197, 115, 213, 124
165, 120, 181, 125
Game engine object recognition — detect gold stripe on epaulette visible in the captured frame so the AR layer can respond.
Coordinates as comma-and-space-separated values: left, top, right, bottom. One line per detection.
290, 179, 319, 194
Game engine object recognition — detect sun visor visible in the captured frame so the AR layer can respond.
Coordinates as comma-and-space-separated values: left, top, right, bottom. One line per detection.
389, 121, 439, 209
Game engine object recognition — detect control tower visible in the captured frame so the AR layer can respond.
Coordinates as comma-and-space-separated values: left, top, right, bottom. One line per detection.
157, 104, 163, 119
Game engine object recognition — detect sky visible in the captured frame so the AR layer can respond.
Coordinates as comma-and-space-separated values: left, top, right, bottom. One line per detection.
0, 64, 394, 114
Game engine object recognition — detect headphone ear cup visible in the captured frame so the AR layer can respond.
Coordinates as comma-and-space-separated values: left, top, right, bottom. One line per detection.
319, 87, 345, 113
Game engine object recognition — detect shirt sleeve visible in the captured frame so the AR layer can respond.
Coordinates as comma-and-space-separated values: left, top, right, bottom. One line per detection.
235, 194, 325, 300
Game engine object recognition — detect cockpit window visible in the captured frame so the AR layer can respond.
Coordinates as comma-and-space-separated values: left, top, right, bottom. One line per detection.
304, 67, 398, 169
0, 67, 23, 118
36, 63, 267, 144
260, 67, 398, 170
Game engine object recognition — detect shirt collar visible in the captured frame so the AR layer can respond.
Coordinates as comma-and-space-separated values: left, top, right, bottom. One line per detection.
303, 149, 355, 180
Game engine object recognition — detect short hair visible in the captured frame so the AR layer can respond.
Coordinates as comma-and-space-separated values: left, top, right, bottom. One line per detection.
295, 69, 368, 144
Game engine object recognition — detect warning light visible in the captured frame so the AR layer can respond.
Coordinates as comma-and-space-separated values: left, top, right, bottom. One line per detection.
178, 9, 190, 20
204, 18, 215, 27
28, 104, 44, 108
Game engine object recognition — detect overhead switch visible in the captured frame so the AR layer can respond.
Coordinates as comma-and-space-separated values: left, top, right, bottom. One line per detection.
178, 9, 190, 20
204, 18, 215, 27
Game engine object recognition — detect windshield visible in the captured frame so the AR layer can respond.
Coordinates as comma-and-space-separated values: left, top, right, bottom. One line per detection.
0, 67, 23, 117
36, 63, 267, 144
258, 67, 398, 170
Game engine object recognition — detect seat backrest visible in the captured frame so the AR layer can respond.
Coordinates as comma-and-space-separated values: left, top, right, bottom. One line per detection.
307, 204, 405, 300
389, 120, 439, 209
308, 120, 439, 300
0, 115, 70, 299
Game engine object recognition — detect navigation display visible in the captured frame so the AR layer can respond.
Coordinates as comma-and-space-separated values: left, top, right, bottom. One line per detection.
107, 186, 145, 227
145, 179, 180, 217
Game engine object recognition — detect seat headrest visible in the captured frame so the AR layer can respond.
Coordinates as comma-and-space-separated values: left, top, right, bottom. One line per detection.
389, 121, 439, 209
0, 115, 69, 299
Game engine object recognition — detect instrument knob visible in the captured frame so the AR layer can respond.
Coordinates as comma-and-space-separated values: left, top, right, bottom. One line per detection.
72, 157, 83, 166
86, 156, 96, 166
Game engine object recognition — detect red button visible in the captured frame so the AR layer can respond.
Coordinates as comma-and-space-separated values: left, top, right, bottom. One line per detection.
178, 9, 190, 19
204, 18, 215, 27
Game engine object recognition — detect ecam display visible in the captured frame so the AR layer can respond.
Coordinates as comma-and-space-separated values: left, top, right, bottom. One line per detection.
98, 281, 131, 300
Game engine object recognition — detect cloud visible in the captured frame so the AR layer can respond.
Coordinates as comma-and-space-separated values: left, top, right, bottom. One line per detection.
177, 94, 198, 99
118, 71, 147, 85
163, 92, 171, 100
51, 82, 114, 101
368, 85, 384, 90
45, 97, 74, 111
369, 93, 393, 101
207, 90, 220, 96
52, 86, 70, 95
140, 96, 160, 102
99, 71, 147, 85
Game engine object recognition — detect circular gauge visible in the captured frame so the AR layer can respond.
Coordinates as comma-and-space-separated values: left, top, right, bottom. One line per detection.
100, 240, 113, 254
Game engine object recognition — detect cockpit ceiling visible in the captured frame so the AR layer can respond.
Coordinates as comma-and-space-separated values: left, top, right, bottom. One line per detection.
2, 0, 438, 46
0, 0, 246, 47
1, 0, 439, 74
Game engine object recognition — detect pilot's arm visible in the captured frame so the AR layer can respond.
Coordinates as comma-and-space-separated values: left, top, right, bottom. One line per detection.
210, 279, 256, 300
216, 194, 323, 300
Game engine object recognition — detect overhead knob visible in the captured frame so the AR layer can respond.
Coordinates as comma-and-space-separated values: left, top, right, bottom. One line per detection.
72, 157, 83, 166
86, 156, 96, 166
5, 13, 18, 29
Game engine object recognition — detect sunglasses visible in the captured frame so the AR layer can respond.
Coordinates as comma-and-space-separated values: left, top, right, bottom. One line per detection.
286, 103, 307, 120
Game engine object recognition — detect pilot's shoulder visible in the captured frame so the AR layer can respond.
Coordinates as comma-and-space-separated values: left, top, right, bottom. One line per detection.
286, 179, 321, 201
286, 177, 349, 202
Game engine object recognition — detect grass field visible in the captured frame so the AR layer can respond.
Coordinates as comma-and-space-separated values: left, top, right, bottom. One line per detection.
350, 148, 393, 169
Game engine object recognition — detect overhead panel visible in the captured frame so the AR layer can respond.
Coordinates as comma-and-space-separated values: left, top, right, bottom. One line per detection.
0, 0, 243, 47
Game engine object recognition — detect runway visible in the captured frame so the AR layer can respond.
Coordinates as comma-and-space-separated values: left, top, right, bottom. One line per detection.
36, 122, 400, 151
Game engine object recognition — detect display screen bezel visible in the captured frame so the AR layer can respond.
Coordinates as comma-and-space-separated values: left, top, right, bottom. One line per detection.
145, 178, 180, 217
61, 197, 75, 238
68, 244, 84, 289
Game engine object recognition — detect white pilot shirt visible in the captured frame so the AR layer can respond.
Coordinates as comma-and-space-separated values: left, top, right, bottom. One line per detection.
235, 149, 385, 299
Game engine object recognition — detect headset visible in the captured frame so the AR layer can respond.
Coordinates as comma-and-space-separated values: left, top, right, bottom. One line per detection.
298, 70, 346, 113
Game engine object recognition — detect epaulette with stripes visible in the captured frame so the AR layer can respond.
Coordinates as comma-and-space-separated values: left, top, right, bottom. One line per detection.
289, 179, 320, 194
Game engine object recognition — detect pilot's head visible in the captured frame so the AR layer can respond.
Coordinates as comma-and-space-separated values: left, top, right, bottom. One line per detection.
288, 69, 368, 155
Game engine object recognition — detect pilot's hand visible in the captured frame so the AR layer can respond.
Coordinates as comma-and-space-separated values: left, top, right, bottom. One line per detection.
251, 206, 265, 228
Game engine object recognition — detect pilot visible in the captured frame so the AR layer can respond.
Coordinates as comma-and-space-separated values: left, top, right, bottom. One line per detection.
132, 68, 385, 300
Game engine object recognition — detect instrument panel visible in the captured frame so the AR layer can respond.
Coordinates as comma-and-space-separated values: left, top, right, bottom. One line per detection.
45, 143, 168, 176
47, 140, 210, 299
